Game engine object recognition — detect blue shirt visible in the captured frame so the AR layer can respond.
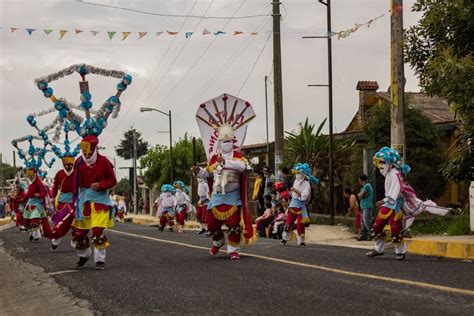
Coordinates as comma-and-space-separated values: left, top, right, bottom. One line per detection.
359, 182, 374, 209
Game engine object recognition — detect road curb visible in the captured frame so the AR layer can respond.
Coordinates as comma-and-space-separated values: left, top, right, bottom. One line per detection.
405, 238, 474, 260
0, 218, 12, 227
128, 217, 201, 230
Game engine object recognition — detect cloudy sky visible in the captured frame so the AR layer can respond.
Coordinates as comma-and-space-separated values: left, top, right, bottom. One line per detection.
0, 0, 422, 180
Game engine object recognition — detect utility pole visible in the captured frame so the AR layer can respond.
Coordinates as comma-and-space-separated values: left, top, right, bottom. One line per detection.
169, 110, 174, 183
133, 129, 138, 214
0, 153, 3, 193
302, 0, 335, 225
390, 0, 406, 162
272, 0, 284, 179
265, 75, 270, 165
13, 151, 16, 169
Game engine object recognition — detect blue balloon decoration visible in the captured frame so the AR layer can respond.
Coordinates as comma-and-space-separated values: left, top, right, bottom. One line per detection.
43, 87, 53, 98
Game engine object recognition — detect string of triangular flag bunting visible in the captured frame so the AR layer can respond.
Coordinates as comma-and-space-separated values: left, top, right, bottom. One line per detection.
326, 10, 390, 39
2, 10, 389, 41
3, 27, 263, 40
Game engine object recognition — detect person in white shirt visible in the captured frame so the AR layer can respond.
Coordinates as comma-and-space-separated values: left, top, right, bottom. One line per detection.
117, 197, 127, 223
173, 181, 191, 234
196, 176, 210, 235
281, 163, 319, 247
155, 184, 177, 232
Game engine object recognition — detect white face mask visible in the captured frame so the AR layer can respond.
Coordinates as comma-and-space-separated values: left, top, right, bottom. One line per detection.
220, 141, 233, 154
295, 173, 304, 181
379, 164, 390, 177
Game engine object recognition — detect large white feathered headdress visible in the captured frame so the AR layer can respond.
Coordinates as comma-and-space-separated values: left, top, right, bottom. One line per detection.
195, 93, 256, 160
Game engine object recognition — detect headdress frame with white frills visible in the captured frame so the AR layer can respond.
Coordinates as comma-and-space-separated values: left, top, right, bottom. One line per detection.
195, 93, 256, 160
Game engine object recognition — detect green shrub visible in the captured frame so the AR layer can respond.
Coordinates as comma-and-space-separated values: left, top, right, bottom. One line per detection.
446, 216, 470, 236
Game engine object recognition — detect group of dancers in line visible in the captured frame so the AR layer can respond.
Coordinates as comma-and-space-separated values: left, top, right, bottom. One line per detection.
10, 63, 447, 268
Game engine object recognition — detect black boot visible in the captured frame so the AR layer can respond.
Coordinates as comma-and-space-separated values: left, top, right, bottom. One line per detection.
95, 261, 105, 270
76, 256, 90, 269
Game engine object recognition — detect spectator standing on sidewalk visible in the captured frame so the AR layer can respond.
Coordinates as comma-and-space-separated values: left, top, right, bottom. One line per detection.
357, 174, 374, 241
252, 170, 265, 216
344, 188, 361, 235
0, 193, 6, 218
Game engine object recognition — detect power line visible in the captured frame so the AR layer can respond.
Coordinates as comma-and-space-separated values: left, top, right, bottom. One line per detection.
130, 0, 248, 128
172, 16, 271, 120
236, 30, 273, 95
76, 0, 270, 19
139, 0, 216, 109
100, 0, 199, 145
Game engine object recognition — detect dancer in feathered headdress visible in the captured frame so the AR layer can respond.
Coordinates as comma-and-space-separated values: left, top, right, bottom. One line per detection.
48, 122, 81, 251
281, 163, 320, 247
35, 64, 132, 270
155, 184, 177, 231
366, 147, 449, 260
173, 180, 191, 234
193, 93, 256, 260
11, 136, 54, 242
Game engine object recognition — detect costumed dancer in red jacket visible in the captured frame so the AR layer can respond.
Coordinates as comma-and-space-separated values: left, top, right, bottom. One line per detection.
193, 94, 256, 260
9, 182, 27, 231
49, 127, 80, 251
72, 135, 117, 270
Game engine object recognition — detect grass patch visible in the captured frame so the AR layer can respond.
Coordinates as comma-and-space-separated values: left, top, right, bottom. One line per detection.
446, 216, 470, 236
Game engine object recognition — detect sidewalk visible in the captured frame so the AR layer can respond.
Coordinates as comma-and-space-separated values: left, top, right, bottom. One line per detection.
126, 214, 474, 259
0, 218, 11, 226
125, 213, 201, 230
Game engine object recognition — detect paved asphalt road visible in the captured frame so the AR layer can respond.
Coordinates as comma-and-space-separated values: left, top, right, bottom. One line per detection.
1, 222, 473, 315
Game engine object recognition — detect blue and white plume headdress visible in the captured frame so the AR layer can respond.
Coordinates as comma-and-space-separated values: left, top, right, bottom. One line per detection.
34, 63, 133, 137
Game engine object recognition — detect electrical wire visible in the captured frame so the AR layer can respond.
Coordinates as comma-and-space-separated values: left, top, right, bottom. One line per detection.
76, 0, 270, 20
139, 0, 216, 109
236, 30, 272, 95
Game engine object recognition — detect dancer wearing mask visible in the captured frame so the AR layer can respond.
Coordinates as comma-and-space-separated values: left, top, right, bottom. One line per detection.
173, 181, 191, 233
155, 184, 177, 231
72, 135, 117, 270
281, 163, 319, 247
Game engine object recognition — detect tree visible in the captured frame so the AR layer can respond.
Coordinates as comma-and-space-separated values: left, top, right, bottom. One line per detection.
405, 0, 474, 181
1, 162, 17, 186
115, 128, 149, 160
139, 135, 206, 190
284, 118, 357, 213
113, 178, 131, 196
364, 102, 447, 199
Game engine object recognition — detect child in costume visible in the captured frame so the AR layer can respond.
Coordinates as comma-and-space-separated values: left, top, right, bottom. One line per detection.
366, 146, 449, 260
155, 184, 177, 231
9, 183, 27, 231
281, 163, 319, 247
173, 180, 191, 234
366, 147, 408, 260
23, 166, 48, 242
196, 175, 210, 235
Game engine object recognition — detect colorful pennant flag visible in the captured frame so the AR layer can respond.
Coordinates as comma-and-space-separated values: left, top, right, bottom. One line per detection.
214, 31, 226, 36
107, 31, 116, 40
233, 31, 243, 35
202, 28, 211, 35
44, 29, 53, 35
138, 32, 148, 39
250, 32, 258, 36
156, 31, 164, 36
59, 30, 68, 39
10, 28, 18, 33
75, 28, 83, 34
121, 31, 131, 41
91, 30, 100, 36
185, 32, 193, 39
167, 30, 178, 35
26, 28, 36, 35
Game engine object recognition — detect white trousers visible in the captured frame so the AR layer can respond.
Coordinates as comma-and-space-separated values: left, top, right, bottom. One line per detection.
76, 247, 106, 263
375, 239, 407, 254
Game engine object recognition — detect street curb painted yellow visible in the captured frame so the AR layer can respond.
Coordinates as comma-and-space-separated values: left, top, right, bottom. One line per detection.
405, 238, 474, 260
130, 217, 201, 230
0, 219, 12, 226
